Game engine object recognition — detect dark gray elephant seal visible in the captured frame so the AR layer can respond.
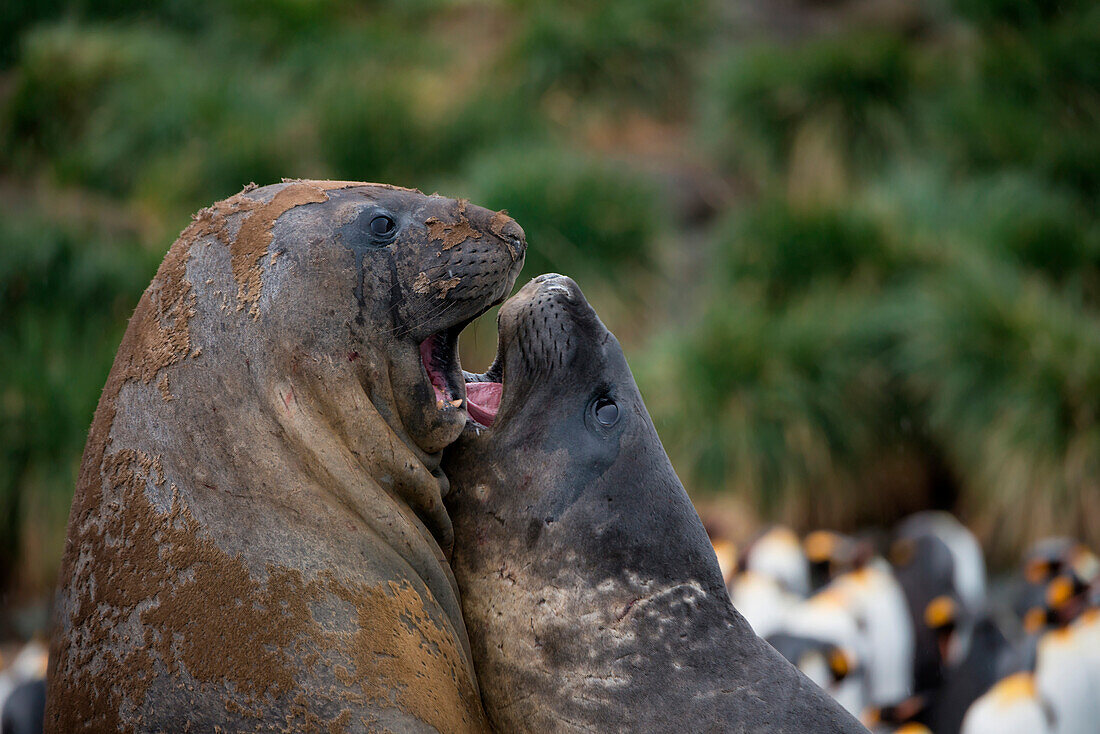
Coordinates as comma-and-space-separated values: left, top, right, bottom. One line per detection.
443, 274, 868, 733
47, 180, 525, 733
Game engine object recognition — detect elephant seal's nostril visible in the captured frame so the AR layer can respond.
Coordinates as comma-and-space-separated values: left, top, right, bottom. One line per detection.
488, 212, 526, 262
500, 218, 525, 245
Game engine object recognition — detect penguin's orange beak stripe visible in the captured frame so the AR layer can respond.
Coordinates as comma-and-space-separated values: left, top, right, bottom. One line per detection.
924, 595, 956, 629
804, 531, 836, 563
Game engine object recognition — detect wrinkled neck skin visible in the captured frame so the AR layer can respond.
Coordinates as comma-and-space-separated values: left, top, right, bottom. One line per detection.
212, 322, 464, 635
48, 182, 524, 733
444, 277, 865, 734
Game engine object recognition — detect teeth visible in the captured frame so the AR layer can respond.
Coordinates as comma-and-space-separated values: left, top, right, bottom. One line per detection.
436, 397, 465, 410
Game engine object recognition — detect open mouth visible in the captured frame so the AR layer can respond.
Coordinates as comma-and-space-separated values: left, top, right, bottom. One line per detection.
420, 319, 506, 426
419, 326, 466, 411
420, 325, 503, 427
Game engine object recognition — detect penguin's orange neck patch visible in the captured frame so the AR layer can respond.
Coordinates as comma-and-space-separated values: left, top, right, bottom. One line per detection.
992, 672, 1037, 705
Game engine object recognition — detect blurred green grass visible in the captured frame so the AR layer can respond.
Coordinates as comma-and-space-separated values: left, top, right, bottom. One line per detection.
1, 0, 1099, 602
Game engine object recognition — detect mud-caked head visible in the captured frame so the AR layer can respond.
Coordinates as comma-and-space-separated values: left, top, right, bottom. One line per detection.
336, 188, 526, 340
246, 182, 526, 455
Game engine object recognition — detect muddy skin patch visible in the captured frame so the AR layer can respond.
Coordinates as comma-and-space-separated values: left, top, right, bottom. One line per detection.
116, 209, 201, 388
325, 575, 486, 734
425, 201, 482, 252
230, 181, 377, 314
51, 449, 325, 732
231, 184, 330, 311
109, 180, 359, 394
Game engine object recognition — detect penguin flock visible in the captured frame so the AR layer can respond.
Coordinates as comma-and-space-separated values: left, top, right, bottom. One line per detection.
713, 511, 1100, 734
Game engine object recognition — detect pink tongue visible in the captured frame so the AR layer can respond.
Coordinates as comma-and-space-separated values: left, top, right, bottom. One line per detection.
465, 382, 502, 427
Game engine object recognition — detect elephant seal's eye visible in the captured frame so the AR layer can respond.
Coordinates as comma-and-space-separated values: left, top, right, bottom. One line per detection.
594, 396, 619, 426
370, 215, 395, 238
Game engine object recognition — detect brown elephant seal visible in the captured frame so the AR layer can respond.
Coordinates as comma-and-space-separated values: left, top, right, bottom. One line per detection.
47, 180, 525, 733
443, 274, 868, 733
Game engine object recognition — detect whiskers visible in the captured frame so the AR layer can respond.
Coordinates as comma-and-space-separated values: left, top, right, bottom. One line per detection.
375, 294, 463, 340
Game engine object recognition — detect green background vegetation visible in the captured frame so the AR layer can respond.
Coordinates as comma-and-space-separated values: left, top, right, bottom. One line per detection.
2, 0, 1098, 612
